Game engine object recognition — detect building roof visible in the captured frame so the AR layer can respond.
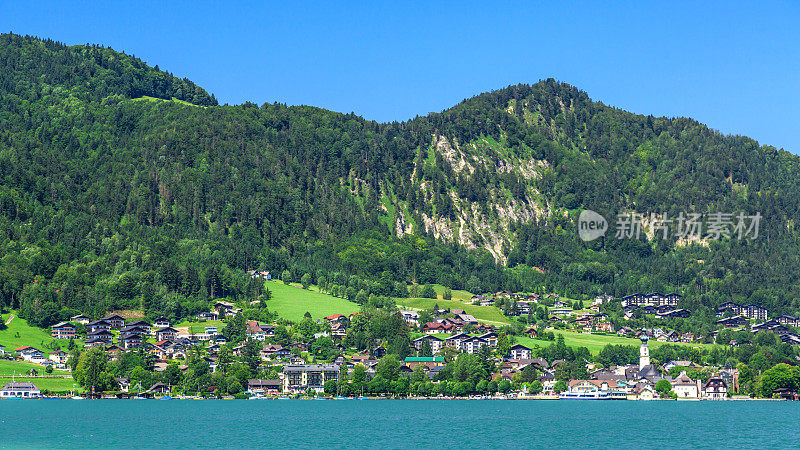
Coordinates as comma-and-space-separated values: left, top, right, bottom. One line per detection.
88, 330, 113, 336
672, 371, 696, 386
120, 333, 142, 340
14, 346, 40, 352
404, 357, 444, 362
1, 382, 39, 391
248, 379, 281, 388
413, 335, 443, 342
568, 379, 620, 388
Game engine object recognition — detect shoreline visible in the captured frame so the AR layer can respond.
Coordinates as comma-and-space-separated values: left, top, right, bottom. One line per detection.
6, 395, 783, 401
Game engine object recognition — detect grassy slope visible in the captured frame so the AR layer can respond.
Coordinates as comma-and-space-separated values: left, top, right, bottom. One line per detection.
516, 331, 716, 354
0, 313, 67, 354
130, 95, 203, 107
265, 281, 360, 322
0, 377, 80, 393
398, 297, 512, 325
173, 320, 227, 335
0, 359, 70, 376
431, 284, 474, 302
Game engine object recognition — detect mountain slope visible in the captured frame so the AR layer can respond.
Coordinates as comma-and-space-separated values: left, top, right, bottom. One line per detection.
1, 33, 800, 328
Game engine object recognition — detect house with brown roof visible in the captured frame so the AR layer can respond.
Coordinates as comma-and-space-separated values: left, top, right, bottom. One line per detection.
330, 323, 347, 339
423, 322, 453, 334
213, 301, 235, 316
87, 319, 112, 333
148, 382, 170, 394
155, 327, 178, 342
70, 314, 91, 324
100, 314, 125, 329
627, 382, 656, 400
703, 374, 728, 400
508, 343, 533, 360
325, 314, 347, 324
87, 330, 113, 344
120, 333, 143, 349
51, 322, 77, 339
248, 379, 281, 396
196, 311, 218, 321
261, 344, 290, 359
84, 337, 107, 348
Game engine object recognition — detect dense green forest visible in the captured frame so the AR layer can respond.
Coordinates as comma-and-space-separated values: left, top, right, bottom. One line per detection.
1, 33, 799, 327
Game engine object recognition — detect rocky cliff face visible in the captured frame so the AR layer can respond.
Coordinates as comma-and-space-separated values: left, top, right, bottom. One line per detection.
391, 132, 556, 263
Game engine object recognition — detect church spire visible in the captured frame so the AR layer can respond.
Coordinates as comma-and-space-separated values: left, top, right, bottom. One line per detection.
639, 332, 650, 370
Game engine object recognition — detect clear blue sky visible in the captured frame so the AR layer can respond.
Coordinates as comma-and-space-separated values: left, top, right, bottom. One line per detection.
2, 1, 798, 152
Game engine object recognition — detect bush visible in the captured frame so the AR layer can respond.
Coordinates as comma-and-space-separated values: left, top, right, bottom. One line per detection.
655, 379, 673, 397
324, 380, 338, 395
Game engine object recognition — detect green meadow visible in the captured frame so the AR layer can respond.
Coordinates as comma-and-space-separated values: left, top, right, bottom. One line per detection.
173, 319, 227, 335
430, 284, 475, 302
0, 359, 72, 376
265, 281, 360, 322
0, 313, 77, 354
515, 330, 716, 354
0, 376, 80, 393
397, 297, 512, 325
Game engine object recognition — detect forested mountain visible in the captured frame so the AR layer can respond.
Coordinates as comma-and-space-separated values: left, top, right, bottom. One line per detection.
1, 33, 800, 327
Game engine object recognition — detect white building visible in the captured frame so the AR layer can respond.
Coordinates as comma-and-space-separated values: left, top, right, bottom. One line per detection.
703, 375, 728, 400
399, 310, 420, 326
1, 382, 41, 398
671, 371, 700, 398
639, 335, 650, 369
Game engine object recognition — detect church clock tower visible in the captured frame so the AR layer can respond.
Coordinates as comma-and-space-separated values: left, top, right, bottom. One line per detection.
639, 334, 650, 369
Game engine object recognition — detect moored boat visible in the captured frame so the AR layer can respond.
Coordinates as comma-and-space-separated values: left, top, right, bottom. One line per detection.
559, 390, 612, 400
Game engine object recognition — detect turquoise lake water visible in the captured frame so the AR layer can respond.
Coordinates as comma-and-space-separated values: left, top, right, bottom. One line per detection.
0, 399, 798, 449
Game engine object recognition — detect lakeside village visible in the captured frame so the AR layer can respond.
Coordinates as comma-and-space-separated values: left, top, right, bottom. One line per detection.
3, 289, 800, 401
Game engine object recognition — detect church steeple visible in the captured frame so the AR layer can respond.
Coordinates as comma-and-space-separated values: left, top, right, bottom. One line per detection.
639, 333, 650, 370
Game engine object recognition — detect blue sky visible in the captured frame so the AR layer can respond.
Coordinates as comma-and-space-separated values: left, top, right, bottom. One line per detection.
2, 1, 798, 152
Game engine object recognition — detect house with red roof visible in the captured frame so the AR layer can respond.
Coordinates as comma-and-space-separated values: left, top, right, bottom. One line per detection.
325, 314, 347, 324
423, 322, 453, 334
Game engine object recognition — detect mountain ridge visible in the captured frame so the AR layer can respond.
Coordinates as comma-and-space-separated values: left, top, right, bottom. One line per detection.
2, 33, 800, 329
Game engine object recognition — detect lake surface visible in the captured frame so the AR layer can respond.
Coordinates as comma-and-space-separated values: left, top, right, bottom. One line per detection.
1, 399, 799, 449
